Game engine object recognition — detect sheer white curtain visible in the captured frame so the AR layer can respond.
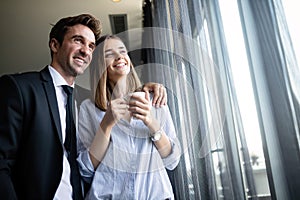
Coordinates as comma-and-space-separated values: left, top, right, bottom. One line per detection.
131, 0, 300, 199
140, 0, 256, 199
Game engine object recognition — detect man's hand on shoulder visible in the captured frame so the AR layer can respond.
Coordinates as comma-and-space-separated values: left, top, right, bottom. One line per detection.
140, 82, 167, 107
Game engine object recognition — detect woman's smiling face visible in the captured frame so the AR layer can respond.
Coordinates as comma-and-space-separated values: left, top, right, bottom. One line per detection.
104, 38, 131, 84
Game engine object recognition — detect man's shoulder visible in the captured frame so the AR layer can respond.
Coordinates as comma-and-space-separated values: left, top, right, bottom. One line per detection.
11, 71, 40, 81
2, 66, 47, 81
0, 71, 38, 86
75, 85, 91, 96
0, 67, 49, 90
74, 85, 91, 109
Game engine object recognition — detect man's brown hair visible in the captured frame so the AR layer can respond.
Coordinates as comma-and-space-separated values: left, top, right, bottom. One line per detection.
49, 14, 102, 55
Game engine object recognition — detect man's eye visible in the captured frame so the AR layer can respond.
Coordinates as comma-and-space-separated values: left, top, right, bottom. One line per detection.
89, 44, 96, 51
74, 38, 82, 43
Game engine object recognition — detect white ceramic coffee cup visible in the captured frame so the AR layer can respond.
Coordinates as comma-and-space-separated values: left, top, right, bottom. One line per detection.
131, 91, 146, 100
123, 91, 146, 103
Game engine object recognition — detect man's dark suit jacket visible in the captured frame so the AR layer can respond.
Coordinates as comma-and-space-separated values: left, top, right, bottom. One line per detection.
0, 66, 90, 200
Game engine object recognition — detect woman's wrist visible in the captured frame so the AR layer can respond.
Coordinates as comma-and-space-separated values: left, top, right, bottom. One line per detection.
146, 118, 160, 134
100, 114, 115, 139
102, 112, 115, 127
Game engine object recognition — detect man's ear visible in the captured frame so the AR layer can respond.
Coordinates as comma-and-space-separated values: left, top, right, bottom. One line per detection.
49, 38, 60, 53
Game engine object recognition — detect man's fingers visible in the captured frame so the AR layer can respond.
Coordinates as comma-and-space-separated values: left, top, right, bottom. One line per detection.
160, 86, 167, 105
153, 84, 167, 107
152, 84, 162, 106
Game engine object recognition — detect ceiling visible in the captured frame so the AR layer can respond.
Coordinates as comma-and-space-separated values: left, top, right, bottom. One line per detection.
0, 0, 143, 87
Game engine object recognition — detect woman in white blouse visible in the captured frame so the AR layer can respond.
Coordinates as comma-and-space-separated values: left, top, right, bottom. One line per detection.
77, 35, 181, 200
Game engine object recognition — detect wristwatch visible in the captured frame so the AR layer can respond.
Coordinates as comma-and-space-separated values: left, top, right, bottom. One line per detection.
150, 128, 163, 142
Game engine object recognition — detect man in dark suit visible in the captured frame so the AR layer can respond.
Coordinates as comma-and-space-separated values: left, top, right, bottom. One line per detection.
0, 13, 167, 200
0, 13, 102, 200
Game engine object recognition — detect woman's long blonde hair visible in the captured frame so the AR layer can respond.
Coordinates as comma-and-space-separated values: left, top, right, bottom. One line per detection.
89, 35, 142, 111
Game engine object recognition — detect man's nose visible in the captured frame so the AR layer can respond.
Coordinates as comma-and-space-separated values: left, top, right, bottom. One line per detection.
80, 44, 92, 56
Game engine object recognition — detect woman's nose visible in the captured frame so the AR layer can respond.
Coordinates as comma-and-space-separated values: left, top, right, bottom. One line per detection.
115, 52, 124, 60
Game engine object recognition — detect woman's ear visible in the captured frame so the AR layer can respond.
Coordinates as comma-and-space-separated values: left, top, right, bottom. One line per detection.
49, 38, 60, 53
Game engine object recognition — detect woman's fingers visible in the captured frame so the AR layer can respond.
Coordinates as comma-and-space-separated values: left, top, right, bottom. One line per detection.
109, 98, 129, 121
128, 96, 152, 125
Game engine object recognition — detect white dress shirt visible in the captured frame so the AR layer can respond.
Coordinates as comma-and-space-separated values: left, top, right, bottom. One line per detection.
48, 66, 73, 200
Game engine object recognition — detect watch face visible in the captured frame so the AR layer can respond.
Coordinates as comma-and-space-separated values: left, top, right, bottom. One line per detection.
154, 134, 160, 140
151, 130, 162, 141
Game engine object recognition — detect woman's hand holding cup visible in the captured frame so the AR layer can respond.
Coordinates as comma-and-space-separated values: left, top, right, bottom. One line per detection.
128, 91, 153, 125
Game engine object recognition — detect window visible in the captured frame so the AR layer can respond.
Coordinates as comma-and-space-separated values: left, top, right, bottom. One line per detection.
282, 0, 300, 68
218, 1, 270, 196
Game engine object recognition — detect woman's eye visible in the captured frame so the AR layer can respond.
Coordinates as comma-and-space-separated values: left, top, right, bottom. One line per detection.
105, 53, 114, 58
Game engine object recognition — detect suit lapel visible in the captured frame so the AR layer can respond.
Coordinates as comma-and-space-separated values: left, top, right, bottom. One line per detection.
40, 67, 63, 144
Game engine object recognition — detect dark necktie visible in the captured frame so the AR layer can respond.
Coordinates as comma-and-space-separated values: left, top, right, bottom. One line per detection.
62, 85, 83, 200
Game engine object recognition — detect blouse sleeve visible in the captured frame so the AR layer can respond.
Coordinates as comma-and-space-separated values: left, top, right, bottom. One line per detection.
153, 105, 181, 170
76, 99, 99, 183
